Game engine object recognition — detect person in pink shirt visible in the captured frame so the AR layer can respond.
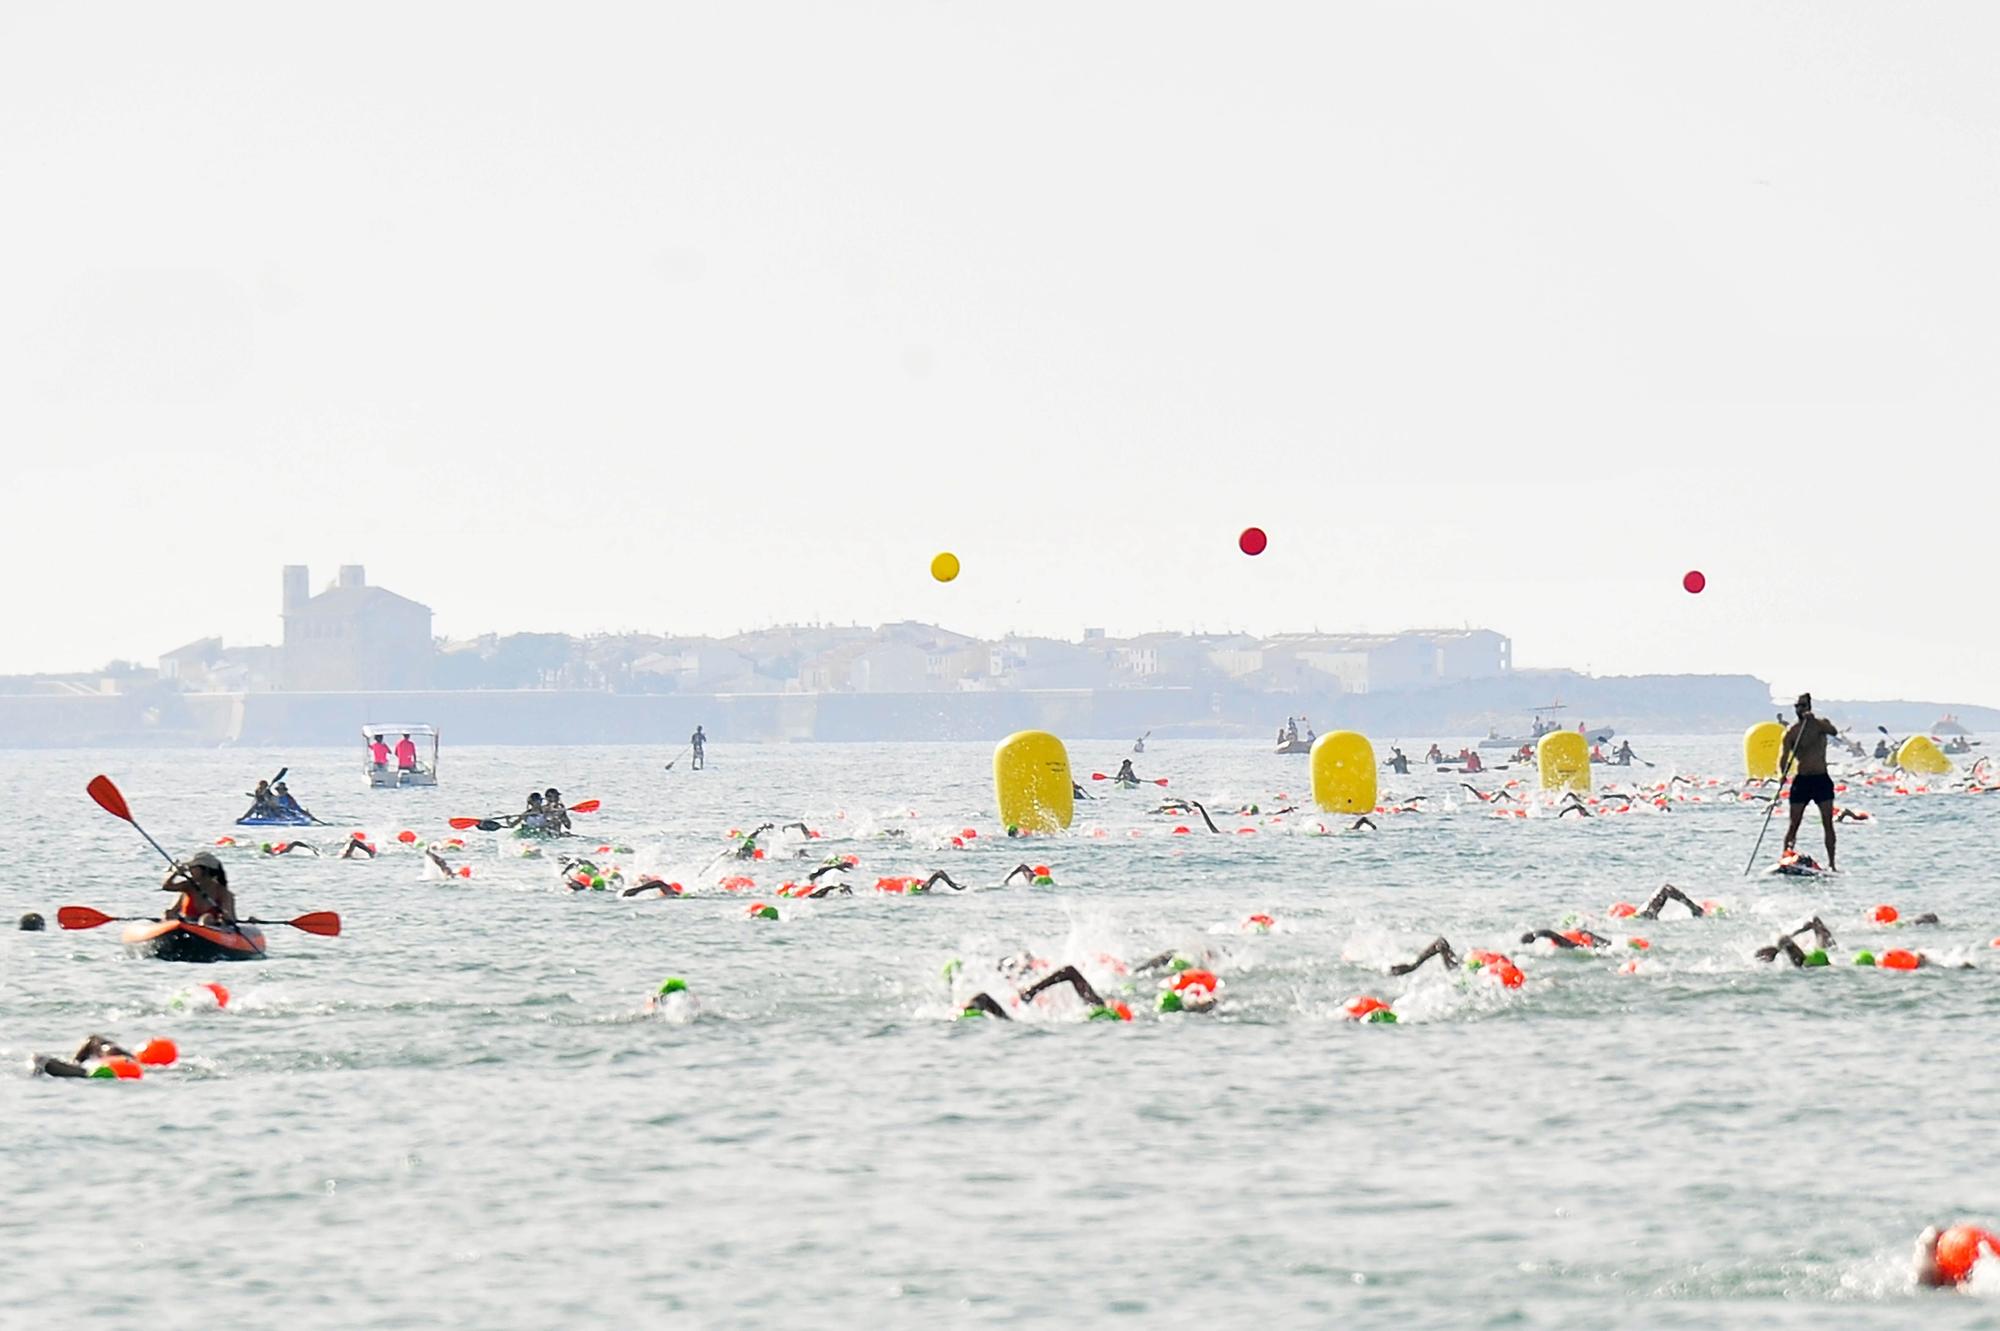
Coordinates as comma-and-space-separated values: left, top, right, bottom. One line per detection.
394, 733, 419, 772
368, 734, 390, 770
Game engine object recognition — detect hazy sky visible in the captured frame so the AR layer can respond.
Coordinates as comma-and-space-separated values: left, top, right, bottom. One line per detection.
4, 3, 1996, 702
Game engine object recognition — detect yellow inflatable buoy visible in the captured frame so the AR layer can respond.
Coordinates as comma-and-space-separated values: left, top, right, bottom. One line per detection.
993, 730, 1072, 832
1897, 734, 1953, 776
1538, 731, 1590, 792
1743, 721, 1785, 781
930, 551, 960, 583
1310, 731, 1377, 814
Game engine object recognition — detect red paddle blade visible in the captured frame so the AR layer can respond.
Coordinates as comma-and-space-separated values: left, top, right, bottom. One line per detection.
87, 775, 133, 823
1090, 773, 1108, 780
568, 799, 600, 814
57, 905, 116, 930
1154, 778, 1170, 786
448, 817, 482, 830
289, 911, 341, 936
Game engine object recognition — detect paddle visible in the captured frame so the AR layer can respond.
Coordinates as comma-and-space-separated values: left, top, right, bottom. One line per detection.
450, 799, 599, 832
1091, 773, 1169, 786
87, 774, 176, 867
663, 744, 692, 771
58, 905, 341, 936
1743, 718, 1804, 875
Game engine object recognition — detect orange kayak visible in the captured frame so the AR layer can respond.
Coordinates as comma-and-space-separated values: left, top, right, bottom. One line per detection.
121, 919, 267, 962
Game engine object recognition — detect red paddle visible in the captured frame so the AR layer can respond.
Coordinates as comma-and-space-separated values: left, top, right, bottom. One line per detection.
1090, 773, 1169, 786
58, 905, 341, 936
87, 775, 177, 867
450, 799, 598, 831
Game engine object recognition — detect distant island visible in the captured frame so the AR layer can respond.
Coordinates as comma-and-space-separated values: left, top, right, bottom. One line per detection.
1, 564, 1991, 747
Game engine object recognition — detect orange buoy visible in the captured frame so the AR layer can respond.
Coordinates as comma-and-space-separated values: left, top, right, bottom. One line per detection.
397, 830, 416, 843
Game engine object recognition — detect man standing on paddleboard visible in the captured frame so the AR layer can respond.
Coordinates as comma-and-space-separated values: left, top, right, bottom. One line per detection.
1780, 692, 1841, 871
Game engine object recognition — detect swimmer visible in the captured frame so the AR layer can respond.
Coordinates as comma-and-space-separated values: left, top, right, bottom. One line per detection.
1350, 815, 1378, 831
423, 843, 460, 878
1001, 864, 1054, 887
19, 911, 45, 931
1780, 692, 1840, 872
1754, 916, 1835, 967
731, 823, 775, 860
961, 965, 1116, 1021
33, 1034, 135, 1078
1461, 784, 1520, 805
262, 840, 320, 857
1835, 807, 1873, 823
1915, 1223, 2000, 1288
1635, 884, 1706, 920
622, 875, 686, 898
338, 833, 377, 860
1389, 936, 1461, 974
1520, 927, 1613, 950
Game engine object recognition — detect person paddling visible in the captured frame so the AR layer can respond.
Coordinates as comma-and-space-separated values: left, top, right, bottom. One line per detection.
1781, 692, 1841, 872
163, 851, 237, 926
690, 725, 707, 771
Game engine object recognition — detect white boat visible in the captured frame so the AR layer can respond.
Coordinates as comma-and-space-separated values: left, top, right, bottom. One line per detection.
1933, 714, 1971, 737
1477, 703, 1612, 749
365, 724, 439, 788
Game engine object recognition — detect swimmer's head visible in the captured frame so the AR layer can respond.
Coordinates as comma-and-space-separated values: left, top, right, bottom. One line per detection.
656, 977, 687, 996
18, 911, 44, 931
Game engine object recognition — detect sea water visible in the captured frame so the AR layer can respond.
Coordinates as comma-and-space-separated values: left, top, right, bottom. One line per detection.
2, 739, 1995, 1328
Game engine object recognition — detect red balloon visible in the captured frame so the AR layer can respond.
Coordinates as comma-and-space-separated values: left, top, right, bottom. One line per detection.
1238, 527, 1268, 556
1682, 570, 1706, 594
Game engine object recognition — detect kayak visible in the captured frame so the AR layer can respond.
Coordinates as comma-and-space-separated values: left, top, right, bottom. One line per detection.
236, 812, 314, 827
121, 918, 268, 962
512, 825, 571, 840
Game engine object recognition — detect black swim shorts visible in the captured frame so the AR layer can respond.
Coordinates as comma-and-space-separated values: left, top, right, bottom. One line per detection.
1790, 772, 1836, 805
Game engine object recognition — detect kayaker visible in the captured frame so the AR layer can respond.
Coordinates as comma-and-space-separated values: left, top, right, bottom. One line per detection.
690, 725, 706, 770
1780, 693, 1841, 872
369, 734, 390, 769
243, 780, 282, 820
511, 792, 547, 830
1114, 759, 1140, 785
1613, 740, 1638, 766
163, 851, 237, 926
273, 782, 309, 819
395, 733, 419, 773
1874, 738, 1892, 761
542, 788, 571, 835
1426, 744, 1444, 763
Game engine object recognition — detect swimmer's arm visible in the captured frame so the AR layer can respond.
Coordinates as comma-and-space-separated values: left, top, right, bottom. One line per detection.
1002, 864, 1036, 885
962, 993, 1012, 1021
1638, 885, 1703, 920
806, 861, 850, 882
806, 881, 851, 898
1389, 937, 1459, 975
1521, 929, 1580, 949
1786, 916, 1835, 949
1754, 936, 1808, 967
781, 822, 811, 835
1020, 965, 1105, 1008
920, 871, 964, 892
1350, 816, 1376, 831
1132, 951, 1179, 975
1187, 800, 1221, 834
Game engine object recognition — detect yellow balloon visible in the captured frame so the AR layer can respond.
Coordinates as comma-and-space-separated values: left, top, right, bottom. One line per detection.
930, 551, 960, 583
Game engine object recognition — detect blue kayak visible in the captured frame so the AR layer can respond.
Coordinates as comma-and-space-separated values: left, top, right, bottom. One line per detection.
235, 812, 315, 827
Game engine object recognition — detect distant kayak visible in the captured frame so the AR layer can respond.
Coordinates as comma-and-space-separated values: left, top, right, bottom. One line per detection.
121, 919, 267, 962
235, 812, 314, 828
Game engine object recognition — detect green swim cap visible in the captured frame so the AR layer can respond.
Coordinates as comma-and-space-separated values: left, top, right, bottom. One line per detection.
1087, 1005, 1123, 1021
1157, 990, 1184, 1013
1852, 950, 1876, 966
1366, 1009, 1399, 1024
1804, 949, 1829, 967
657, 977, 687, 996
90, 1065, 117, 1079
1169, 954, 1194, 973
1033, 875, 1053, 886
958, 1006, 987, 1019
1465, 956, 1485, 971
590, 877, 606, 890
752, 905, 778, 920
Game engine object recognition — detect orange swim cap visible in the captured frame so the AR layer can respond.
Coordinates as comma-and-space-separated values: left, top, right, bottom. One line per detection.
1879, 949, 1921, 971
1936, 1225, 2000, 1284
1872, 904, 1899, 924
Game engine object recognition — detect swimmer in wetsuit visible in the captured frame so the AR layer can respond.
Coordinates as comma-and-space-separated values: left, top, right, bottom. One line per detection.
32, 1034, 138, 1079
1635, 884, 1705, 919
960, 965, 1113, 1020
1781, 692, 1841, 871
